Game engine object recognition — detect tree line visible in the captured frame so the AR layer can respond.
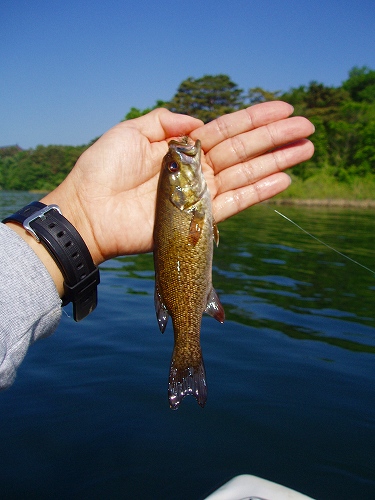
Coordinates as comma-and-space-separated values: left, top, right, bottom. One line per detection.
0, 144, 88, 191
1, 66, 374, 191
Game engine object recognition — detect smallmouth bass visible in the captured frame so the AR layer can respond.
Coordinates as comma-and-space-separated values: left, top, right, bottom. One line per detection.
153, 137, 225, 410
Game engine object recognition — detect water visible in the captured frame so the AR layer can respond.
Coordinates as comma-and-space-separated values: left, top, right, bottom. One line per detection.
1, 191, 374, 499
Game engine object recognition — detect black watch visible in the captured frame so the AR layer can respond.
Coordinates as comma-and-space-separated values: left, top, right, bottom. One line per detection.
2, 201, 100, 322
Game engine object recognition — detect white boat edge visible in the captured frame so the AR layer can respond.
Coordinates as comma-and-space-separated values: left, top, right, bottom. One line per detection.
204, 474, 315, 500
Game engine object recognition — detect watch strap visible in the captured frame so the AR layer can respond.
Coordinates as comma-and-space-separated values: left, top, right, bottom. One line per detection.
2, 201, 100, 322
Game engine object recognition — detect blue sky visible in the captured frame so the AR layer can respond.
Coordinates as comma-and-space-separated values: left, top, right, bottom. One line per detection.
2, 0, 375, 149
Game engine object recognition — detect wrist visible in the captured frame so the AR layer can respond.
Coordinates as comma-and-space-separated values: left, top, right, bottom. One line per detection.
4, 221, 65, 298
40, 187, 103, 266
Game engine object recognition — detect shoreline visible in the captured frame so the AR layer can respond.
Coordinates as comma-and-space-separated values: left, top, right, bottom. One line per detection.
1, 190, 375, 209
267, 198, 375, 208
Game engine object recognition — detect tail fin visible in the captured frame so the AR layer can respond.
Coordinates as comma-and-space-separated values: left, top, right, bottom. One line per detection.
168, 353, 207, 410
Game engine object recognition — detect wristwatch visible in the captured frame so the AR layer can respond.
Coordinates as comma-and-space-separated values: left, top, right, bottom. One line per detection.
2, 201, 100, 321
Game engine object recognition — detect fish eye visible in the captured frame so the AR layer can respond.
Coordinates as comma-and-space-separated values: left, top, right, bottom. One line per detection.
168, 161, 179, 173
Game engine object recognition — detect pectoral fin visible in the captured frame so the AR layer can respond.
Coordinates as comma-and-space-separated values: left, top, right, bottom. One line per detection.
213, 219, 219, 247
154, 283, 169, 333
205, 287, 225, 323
188, 209, 205, 246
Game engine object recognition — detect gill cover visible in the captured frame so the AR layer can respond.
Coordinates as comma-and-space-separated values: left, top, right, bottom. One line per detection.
163, 139, 206, 211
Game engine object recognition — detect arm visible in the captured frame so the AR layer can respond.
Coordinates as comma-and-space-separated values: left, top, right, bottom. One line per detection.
0, 224, 61, 389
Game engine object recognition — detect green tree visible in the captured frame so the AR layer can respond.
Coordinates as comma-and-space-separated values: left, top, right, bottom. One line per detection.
0, 146, 23, 189
281, 81, 348, 115
343, 66, 375, 103
292, 115, 330, 179
0, 145, 23, 159
304, 81, 348, 109
123, 107, 152, 120
353, 119, 375, 174
166, 74, 244, 123
246, 87, 281, 104
0, 145, 87, 191
122, 100, 168, 121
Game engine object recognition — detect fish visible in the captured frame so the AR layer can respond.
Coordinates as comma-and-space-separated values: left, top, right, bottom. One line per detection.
153, 137, 225, 410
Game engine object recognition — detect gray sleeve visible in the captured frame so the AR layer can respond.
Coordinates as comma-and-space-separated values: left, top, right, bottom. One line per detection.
0, 223, 62, 389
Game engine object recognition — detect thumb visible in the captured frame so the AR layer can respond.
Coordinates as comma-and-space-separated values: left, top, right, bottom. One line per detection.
125, 108, 203, 142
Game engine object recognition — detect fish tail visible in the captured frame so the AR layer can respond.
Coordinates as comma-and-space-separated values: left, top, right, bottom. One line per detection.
168, 351, 207, 410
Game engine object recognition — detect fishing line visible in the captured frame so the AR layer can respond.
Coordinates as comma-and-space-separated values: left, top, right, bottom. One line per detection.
274, 209, 375, 276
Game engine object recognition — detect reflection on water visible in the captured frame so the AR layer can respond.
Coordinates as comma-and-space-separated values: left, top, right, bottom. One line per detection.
105, 203, 375, 353
0, 191, 42, 219
0, 192, 374, 499
218, 205, 375, 352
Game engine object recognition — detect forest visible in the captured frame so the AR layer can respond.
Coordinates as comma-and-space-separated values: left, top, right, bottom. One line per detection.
1, 66, 375, 198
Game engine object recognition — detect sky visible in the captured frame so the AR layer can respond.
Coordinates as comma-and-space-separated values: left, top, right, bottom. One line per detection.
1, 0, 375, 149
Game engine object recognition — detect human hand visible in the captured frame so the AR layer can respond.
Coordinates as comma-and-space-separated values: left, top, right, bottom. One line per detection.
42, 102, 314, 265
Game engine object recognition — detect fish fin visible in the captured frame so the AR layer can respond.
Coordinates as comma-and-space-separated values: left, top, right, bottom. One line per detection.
213, 219, 219, 247
154, 284, 169, 333
168, 353, 207, 410
205, 287, 225, 323
188, 209, 205, 246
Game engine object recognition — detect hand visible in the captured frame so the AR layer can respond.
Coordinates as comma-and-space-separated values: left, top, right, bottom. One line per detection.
42, 102, 314, 265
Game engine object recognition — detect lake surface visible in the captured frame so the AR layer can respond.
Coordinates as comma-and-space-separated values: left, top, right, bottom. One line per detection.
0, 191, 374, 499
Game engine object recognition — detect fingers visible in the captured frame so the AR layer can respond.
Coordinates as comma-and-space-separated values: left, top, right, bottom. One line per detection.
210, 111, 315, 222
213, 172, 292, 222
125, 108, 203, 142
216, 138, 314, 193
190, 101, 294, 150
206, 116, 315, 173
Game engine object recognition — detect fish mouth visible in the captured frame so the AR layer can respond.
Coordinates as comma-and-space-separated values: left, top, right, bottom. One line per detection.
169, 139, 201, 163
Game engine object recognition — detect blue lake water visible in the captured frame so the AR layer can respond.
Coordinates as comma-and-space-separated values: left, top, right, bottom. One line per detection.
0, 191, 374, 499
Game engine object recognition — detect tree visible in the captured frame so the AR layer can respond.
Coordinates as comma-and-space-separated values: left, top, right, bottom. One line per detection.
246, 87, 281, 104
122, 100, 168, 121
303, 81, 348, 109
281, 82, 348, 113
166, 74, 244, 123
0, 145, 87, 191
353, 119, 375, 174
123, 107, 151, 120
342, 66, 375, 103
